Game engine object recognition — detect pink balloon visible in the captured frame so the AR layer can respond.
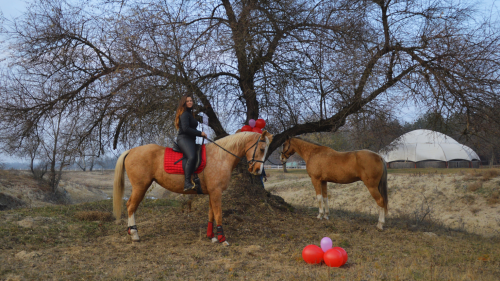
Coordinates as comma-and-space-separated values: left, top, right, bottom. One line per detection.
320, 237, 332, 252
249, 119, 256, 128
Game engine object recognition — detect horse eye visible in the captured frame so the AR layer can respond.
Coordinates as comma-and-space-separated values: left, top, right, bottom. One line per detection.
260, 148, 265, 152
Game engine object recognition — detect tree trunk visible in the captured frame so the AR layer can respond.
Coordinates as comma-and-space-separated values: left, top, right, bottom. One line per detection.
283, 163, 288, 173
89, 156, 94, 171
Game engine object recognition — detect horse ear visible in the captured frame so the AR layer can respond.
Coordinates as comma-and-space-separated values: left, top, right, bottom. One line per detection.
261, 130, 273, 143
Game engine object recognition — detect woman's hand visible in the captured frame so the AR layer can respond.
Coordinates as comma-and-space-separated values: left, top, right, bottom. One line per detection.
201, 132, 207, 138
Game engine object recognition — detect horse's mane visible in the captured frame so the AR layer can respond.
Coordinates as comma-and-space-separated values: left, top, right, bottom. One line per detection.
209, 132, 260, 159
293, 136, 324, 147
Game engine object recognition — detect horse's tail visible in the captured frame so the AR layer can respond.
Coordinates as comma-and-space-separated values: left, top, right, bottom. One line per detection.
378, 158, 388, 214
113, 149, 131, 220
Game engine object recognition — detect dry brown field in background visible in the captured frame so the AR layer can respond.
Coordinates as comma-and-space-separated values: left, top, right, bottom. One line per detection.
0, 168, 499, 280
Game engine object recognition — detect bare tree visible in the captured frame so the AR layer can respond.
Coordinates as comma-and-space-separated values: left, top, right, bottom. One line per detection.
0, 0, 498, 161
38, 111, 78, 192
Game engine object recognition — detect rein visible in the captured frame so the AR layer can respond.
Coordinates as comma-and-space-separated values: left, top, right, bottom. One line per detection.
205, 136, 267, 165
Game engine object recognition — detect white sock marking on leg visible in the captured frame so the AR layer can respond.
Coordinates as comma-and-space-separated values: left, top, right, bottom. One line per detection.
128, 213, 140, 241
324, 197, 329, 219
128, 213, 136, 226
317, 194, 323, 219
379, 206, 385, 224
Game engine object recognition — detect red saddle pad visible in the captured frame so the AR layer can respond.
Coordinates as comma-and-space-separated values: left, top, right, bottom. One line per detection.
163, 145, 206, 174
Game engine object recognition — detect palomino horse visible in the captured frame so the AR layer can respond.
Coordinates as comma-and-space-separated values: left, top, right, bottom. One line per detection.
280, 137, 388, 230
113, 131, 273, 245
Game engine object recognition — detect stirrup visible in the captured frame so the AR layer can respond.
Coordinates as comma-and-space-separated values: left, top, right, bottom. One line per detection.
183, 179, 196, 191
193, 174, 201, 188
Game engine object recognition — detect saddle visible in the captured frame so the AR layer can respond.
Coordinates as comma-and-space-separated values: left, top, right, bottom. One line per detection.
172, 142, 203, 169
164, 143, 207, 194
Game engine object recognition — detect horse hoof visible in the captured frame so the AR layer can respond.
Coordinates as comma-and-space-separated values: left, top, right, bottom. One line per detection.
211, 237, 218, 243
376, 223, 384, 231
324, 216, 329, 220
317, 215, 323, 220
222, 241, 230, 246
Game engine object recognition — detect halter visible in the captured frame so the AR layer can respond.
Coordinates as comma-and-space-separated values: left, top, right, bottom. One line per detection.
205, 136, 267, 167
280, 140, 293, 161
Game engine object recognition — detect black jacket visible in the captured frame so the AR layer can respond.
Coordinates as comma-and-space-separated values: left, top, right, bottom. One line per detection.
177, 108, 202, 142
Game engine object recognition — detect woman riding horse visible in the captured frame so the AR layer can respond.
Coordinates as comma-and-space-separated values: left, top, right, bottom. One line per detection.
174, 95, 207, 191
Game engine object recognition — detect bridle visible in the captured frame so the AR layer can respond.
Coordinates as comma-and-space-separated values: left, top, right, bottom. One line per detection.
245, 138, 268, 168
280, 139, 292, 162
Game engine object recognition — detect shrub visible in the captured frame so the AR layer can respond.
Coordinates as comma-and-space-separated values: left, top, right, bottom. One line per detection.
463, 174, 475, 181
482, 170, 500, 181
467, 181, 482, 192
487, 191, 500, 205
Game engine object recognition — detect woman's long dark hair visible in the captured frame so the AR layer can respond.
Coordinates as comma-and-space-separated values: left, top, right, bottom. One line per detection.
174, 94, 195, 130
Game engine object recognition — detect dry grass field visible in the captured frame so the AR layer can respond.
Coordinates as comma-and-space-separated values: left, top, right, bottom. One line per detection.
266, 168, 500, 237
0, 168, 499, 280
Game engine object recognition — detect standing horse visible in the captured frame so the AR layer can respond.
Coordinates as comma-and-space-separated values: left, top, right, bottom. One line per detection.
280, 137, 388, 230
113, 131, 273, 245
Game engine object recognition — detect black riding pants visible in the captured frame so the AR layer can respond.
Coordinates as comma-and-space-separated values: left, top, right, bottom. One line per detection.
177, 135, 197, 181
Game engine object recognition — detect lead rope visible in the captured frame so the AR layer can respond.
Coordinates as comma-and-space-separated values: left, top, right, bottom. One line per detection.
204, 137, 246, 163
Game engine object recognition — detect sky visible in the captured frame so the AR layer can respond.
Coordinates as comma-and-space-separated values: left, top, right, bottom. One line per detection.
0, 0, 499, 162
0, 0, 27, 19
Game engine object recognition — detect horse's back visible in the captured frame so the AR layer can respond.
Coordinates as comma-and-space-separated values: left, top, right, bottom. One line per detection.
307, 147, 383, 183
125, 144, 165, 174
355, 150, 384, 170
128, 143, 165, 158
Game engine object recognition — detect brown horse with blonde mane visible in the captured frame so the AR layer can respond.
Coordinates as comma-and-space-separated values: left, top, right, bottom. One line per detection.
280, 137, 388, 230
113, 131, 273, 245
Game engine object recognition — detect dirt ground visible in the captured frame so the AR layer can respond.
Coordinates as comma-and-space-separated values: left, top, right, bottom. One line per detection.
1, 169, 500, 280
265, 169, 500, 237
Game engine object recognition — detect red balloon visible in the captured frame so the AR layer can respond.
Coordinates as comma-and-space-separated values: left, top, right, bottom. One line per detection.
241, 125, 252, 132
332, 247, 348, 265
323, 248, 344, 267
255, 118, 266, 128
302, 245, 324, 264
251, 127, 262, 134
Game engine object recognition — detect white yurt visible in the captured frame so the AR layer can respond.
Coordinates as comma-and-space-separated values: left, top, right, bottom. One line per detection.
380, 129, 481, 168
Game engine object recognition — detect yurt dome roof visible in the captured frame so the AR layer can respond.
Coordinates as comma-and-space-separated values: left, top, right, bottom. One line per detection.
380, 129, 480, 162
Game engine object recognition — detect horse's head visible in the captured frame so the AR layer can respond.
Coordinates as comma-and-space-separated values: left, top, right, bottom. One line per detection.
245, 131, 273, 175
280, 137, 295, 163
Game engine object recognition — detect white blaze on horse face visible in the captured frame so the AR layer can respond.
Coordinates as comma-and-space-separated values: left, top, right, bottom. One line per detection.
279, 143, 287, 163
256, 137, 270, 174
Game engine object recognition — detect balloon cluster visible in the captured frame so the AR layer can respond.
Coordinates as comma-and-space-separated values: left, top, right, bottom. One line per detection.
302, 237, 348, 267
240, 118, 266, 134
